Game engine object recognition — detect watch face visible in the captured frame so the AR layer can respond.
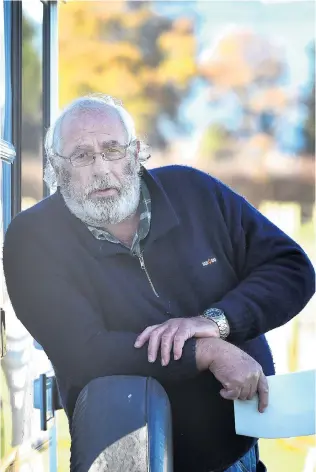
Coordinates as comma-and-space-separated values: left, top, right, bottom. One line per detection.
203, 308, 229, 339
206, 308, 224, 318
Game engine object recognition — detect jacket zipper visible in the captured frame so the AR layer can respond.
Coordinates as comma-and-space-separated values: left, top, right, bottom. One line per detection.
137, 252, 160, 298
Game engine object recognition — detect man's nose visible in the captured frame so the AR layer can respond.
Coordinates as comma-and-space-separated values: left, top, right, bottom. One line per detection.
93, 153, 111, 173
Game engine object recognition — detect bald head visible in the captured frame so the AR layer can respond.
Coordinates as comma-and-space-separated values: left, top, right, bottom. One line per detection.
60, 105, 128, 160
49, 95, 136, 158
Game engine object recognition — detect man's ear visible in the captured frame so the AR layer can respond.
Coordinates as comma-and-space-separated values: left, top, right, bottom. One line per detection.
53, 161, 64, 186
136, 140, 141, 155
52, 161, 60, 179
133, 140, 141, 166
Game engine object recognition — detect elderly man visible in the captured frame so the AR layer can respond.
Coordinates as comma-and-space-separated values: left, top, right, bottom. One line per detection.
3, 95, 314, 472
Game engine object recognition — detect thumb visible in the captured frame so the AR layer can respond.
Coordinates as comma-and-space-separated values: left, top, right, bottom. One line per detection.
220, 388, 240, 400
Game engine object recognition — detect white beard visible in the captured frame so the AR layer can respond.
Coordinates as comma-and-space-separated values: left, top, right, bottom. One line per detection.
59, 162, 141, 226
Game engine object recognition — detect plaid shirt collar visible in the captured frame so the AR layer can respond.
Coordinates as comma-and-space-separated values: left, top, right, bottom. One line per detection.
87, 180, 151, 255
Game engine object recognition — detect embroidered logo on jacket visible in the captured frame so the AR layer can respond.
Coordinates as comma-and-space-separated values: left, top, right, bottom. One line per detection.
202, 258, 217, 267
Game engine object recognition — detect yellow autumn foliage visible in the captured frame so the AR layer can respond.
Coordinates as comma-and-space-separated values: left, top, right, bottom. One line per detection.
199, 28, 285, 89
58, 1, 196, 141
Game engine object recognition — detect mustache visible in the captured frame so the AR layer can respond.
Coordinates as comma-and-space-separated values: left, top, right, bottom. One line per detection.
84, 178, 120, 196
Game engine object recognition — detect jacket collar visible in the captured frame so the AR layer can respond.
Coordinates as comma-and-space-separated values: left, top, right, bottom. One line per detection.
52, 167, 180, 257
142, 168, 179, 246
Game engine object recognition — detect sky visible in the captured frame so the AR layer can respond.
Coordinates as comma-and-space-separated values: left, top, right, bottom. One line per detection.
197, 1, 315, 86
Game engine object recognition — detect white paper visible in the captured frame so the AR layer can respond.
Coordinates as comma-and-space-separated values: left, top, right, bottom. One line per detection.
234, 369, 316, 439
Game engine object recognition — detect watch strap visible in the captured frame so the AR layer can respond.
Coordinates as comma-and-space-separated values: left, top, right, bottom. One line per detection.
201, 308, 230, 339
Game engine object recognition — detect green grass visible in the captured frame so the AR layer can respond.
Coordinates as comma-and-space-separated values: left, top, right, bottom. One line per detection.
56, 411, 71, 472
0, 367, 14, 463
260, 438, 312, 472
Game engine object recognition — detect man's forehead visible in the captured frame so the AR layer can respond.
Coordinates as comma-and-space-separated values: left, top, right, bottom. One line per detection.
62, 107, 124, 134
60, 107, 126, 150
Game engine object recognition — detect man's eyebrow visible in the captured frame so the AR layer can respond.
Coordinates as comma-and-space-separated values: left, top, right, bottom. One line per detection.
100, 140, 123, 147
68, 140, 125, 156
69, 143, 94, 156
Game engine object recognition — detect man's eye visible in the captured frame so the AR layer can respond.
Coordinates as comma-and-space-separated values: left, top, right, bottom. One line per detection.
74, 153, 89, 161
107, 147, 120, 154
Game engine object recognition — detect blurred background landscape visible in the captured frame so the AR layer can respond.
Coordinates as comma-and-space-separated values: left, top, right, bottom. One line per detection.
20, 1, 315, 471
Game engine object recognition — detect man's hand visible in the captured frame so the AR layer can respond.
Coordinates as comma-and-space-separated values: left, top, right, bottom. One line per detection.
196, 338, 269, 413
134, 316, 220, 366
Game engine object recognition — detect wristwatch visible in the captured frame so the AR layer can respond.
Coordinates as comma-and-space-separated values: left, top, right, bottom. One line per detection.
200, 308, 230, 339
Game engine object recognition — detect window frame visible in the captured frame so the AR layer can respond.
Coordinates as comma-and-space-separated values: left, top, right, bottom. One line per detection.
42, 0, 58, 198
1, 0, 15, 234
10, 0, 22, 217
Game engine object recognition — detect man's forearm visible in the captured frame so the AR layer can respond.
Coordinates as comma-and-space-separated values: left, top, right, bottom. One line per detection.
195, 337, 226, 371
89, 331, 199, 382
211, 253, 315, 344
214, 178, 315, 344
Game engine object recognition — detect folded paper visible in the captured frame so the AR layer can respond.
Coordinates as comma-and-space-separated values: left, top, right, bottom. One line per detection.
234, 369, 316, 438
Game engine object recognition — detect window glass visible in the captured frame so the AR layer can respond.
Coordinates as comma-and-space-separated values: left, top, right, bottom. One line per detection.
21, 1, 43, 210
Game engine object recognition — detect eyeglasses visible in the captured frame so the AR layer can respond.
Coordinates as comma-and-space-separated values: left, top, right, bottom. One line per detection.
54, 141, 136, 168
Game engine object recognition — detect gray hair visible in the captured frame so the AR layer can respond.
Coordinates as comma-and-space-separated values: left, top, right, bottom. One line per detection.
44, 94, 150, 192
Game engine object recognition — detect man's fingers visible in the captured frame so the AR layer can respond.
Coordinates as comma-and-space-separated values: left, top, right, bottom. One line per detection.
220, 388, 241, 400
147, 327, 167, 363
160, 327, 179, 366
135, 319, 196, 365
173, 328, 190, 360
239, 384, 251, 401
247, 380, 258, 400
257, 372, 269, 413
134, 325, 159, 347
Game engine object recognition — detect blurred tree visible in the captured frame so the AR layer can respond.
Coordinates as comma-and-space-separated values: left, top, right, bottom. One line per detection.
199, 124, 229, 159
198, 28, 286, 91
21, 11, 43, 204
22, 13, 41, 118
58, 1, 196, 149
22, 12, 41, 154
197, 28, 289, 165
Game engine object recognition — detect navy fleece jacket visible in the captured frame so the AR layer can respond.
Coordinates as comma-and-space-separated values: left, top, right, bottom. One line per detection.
3, 165, 315, 471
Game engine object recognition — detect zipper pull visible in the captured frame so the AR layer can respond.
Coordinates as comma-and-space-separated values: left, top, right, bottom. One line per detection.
137, 252, 160, 298
138, 253, 145, 270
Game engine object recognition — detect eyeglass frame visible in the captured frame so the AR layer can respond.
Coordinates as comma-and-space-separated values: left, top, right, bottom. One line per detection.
52, 139, 138, 167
